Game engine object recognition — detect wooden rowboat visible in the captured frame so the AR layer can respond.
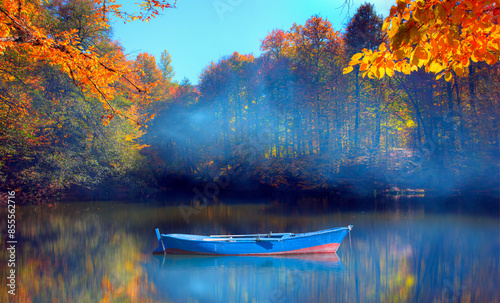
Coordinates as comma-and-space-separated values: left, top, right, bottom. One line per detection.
153, 226, 353, 255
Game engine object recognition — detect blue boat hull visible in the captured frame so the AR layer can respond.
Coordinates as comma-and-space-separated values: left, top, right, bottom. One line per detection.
153, 227, 351, 255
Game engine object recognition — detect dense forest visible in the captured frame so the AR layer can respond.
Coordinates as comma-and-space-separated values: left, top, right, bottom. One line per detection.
1, 0, 499, 203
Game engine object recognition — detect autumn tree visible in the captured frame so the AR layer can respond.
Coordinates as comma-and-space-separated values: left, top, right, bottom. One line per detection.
159, 50, 175, 82
260, 29, 294, 157
43, 0, 111, 51
289, 15, 344, 155
132, 52, 165, 102
0, 0, 175, 201
260, 29, 291, 60
345, 3, 384, 149
0, 0, 176, 121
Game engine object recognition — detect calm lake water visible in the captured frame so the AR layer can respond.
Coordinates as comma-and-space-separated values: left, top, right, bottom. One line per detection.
1, 197, 499, 302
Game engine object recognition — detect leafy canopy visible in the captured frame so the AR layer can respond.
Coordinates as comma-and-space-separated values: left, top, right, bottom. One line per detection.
343, 0, 500, 81
0, 0, 176, 121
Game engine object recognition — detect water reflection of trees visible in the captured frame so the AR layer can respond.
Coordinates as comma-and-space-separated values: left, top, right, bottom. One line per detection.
0, 203, 498, 302
0, 206, 158, 302
344, 215, 499, 303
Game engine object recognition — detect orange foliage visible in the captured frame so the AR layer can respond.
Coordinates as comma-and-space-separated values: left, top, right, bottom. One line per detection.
344, 0, 500, 80
94, 0, 176, 23
0, 0, 175, 123
260, 29, 291, 60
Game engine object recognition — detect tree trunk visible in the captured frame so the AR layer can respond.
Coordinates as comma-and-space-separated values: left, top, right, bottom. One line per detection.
446, 81, 455, 149
354, 67, 360, 149
455, 80, 465, 149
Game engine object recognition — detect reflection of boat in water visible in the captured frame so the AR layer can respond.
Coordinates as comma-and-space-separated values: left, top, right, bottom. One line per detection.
154, 253, 343, 270
147, 254, 345, 302
153, 226, 353, 255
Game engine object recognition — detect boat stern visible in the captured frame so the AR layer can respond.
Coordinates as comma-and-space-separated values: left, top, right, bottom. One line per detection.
153, 228, 166, 255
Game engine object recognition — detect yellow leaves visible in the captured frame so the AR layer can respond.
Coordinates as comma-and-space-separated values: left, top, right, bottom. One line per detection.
387, 16, 401, 39
386, 68, 395, 77
344, 52, 366, 74
343, 66, 354, 74
444, 71, 452, 82
402, 9, 411, 21
382, 20, 391, 32
400, 63, 412, 74
406, 119, 416, 128
428, 61, 444, 74
348, 0, 500, 81
351, 52, 364, 61
345, 46, 405, 79
134, 143, 150, 150
365, 50, 379, 63
377, 67, 386, 78
489, 36, 500, 51
125, 133, 136, 142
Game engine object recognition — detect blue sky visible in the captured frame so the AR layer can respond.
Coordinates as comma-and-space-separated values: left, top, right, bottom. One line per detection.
112, 0, 393, 84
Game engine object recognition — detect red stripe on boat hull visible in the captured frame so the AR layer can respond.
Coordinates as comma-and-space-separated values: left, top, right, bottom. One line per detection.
157, 243, 340, 256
